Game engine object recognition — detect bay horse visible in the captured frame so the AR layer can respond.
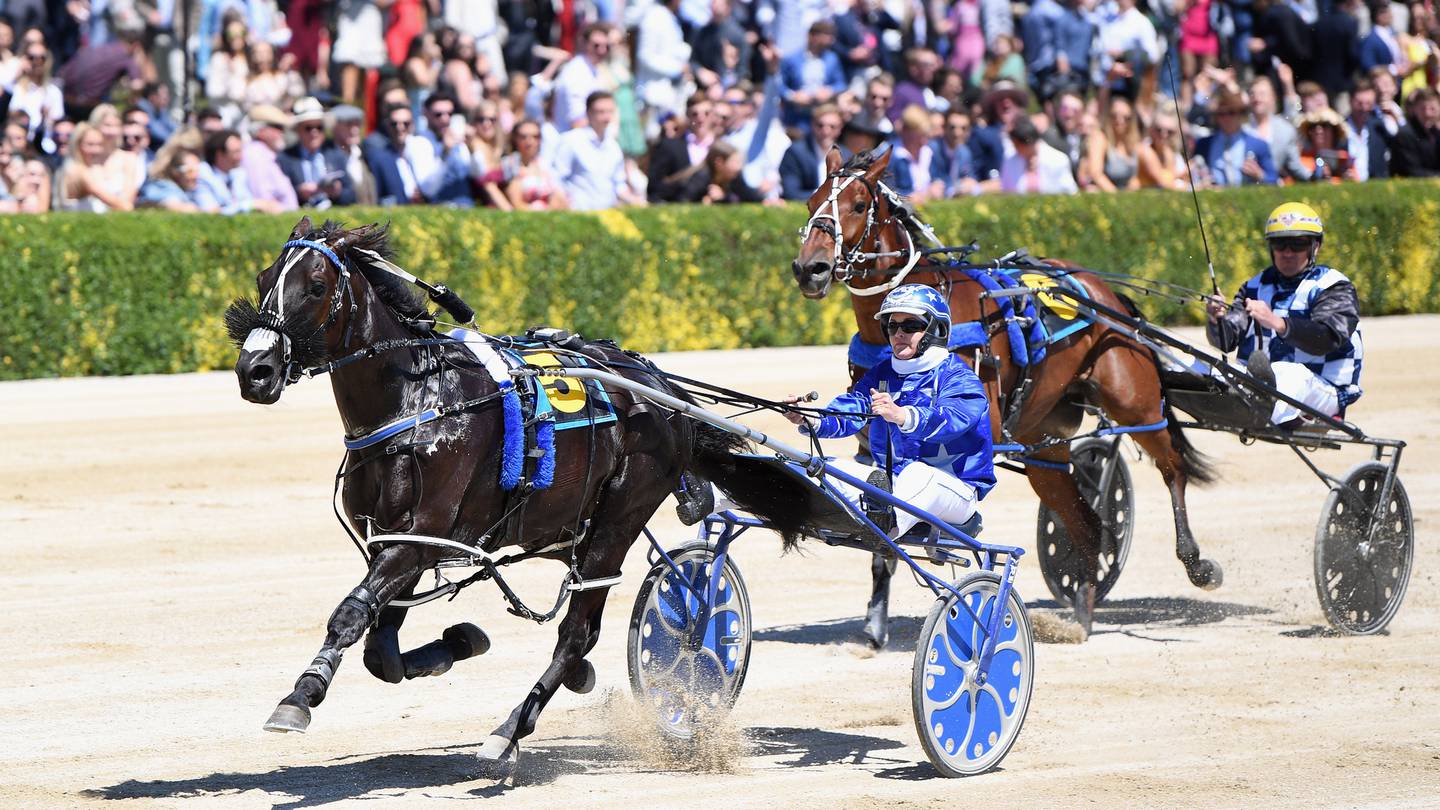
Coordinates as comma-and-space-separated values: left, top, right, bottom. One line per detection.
228, 218, 795, 774
791, 148, 1221, 641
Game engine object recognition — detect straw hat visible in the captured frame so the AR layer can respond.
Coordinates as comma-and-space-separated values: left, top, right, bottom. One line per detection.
290, 97, 326, 127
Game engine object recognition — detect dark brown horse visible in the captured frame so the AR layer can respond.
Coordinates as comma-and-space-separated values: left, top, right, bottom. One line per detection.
229, 218, 792, 774
792, 148, 1221, 640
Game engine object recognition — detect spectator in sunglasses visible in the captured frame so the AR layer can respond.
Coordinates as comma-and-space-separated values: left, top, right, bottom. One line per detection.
1194, 90, 1277, 186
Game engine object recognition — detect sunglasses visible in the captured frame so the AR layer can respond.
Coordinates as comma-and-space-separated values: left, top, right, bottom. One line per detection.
477, 116, 497, 124
429, 109, 453, 118
884, 317, 928, 335
391, 118, 413, 129
25, 52, 46, 62
1270, 238, 1314, 253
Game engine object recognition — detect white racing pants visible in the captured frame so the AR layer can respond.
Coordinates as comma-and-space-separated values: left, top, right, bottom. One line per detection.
713, 458, 979, 536
1267, 361, 1340, 424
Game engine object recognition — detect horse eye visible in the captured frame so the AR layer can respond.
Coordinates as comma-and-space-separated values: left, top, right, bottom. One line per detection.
852, 202, 866, 214
308, 281, 326, 297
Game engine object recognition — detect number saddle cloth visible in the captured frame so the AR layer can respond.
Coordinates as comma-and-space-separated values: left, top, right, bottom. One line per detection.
448, 328, 619, 492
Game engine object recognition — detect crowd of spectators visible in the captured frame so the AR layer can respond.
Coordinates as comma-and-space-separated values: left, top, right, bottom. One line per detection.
1, 0, 1438, 216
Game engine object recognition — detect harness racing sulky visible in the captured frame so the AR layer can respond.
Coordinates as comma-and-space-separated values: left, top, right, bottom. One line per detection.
792, 147, 1413, 640
227, 217, 1035, 778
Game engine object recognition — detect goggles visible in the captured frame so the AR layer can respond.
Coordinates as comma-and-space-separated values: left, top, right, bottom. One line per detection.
883, 316, 929, 335
1269, 237, 1315, 253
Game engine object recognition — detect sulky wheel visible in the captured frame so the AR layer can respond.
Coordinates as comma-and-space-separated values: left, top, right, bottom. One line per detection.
912, 571, 1034, 777
627, 544, 752, 742
1314, 461, 1414, 635
1036, 437, 1134, 606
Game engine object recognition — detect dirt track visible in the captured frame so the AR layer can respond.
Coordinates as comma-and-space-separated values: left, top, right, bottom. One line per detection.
4, 316, 1439, 809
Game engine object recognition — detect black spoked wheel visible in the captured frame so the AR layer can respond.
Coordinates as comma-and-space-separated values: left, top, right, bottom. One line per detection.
1036, 438, 1135, 606
1314, 461, 1414, 635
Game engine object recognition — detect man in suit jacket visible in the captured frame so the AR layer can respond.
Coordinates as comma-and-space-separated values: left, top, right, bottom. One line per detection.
779, 21, 847, 132
1197, 91, 1278, 186
1311, 0, 1361, 100
780, 103, 843, 200
277, 97, 356, 208
1345, 79, 1391, 180
1358, 3, 1400, 74
363, 103, 423, 206
331, 104, 377, 206
1389, 88, 1440, 177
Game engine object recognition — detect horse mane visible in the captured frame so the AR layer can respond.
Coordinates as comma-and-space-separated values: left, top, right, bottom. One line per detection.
307, 220, 430, 320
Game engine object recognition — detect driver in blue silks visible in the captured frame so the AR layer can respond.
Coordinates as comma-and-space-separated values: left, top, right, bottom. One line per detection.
785, 284, 996, 535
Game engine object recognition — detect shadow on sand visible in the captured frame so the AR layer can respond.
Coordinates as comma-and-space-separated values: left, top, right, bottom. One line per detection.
81, 744, 599, 808
754, 615, 924, 652
82, 727, 922, 803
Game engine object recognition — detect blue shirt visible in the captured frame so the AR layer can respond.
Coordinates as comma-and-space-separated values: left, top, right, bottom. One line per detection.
553, 126, 628, 210
196, 162, 254, 215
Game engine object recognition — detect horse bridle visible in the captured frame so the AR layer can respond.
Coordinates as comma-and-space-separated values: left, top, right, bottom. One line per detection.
798, 169, 924, 297
249, 238, 357, 383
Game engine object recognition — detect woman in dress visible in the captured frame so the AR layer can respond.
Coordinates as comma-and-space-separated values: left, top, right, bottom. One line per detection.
244, 41, 305, 112
943, 0, 987, 79
1086, 94, 1142, 191
468, 99, 512, 210
1136, 109, 1188, 189
8, 39, 64, 150
87, 104, 145, 196
331, 0, 391, 104
502, 119, 568, 210
206, 17, 251, 125
1177, 0, 1219, 111
60, 123, 136, 212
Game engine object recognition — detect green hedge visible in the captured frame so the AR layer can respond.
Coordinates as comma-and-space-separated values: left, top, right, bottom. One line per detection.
2, 179, 1437, 380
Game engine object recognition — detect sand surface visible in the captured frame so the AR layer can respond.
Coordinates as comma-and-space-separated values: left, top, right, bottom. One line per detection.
3, 317, 1438, 808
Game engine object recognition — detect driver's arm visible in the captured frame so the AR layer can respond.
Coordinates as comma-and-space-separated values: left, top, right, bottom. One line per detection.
1283, 281, 1359, 356
1206, 287, 1252, 353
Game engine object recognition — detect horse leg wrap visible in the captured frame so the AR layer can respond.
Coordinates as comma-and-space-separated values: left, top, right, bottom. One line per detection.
298, 647, 342, 692
340, 585, 381, 628
400, 623, 490, 680
402, 640, 455, 679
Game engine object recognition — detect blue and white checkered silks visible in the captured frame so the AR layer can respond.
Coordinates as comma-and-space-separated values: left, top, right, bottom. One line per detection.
1237, 264, 1363, 407
875, 283, 951, 326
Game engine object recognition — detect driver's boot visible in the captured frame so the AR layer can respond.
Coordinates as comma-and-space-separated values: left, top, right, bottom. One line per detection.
1073, 582, 1097, 642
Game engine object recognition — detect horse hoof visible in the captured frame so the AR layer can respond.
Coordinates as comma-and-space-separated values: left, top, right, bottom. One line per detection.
476, 734, 519, 779
1187, 558, 1224, 591
863, 624, 888, 650
263, 703, 311, 734
444, 623, 491, 661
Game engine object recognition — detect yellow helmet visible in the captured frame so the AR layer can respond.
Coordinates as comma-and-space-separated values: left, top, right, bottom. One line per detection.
1264, 202, 1324, 241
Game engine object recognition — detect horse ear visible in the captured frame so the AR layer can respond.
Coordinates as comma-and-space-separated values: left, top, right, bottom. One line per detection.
332, 223, 376, 252
288, 215, 312, 241
864, 146, 892, 182
824, 145, 843, 175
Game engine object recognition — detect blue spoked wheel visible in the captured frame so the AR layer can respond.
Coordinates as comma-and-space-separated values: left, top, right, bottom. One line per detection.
626, 545, 751, 742
912, 571, 1034, 776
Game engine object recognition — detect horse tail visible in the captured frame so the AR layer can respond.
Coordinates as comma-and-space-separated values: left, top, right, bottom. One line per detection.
1162, 398, 1217, 485
1111, 293, 1218, 486
686, 421, 813, 552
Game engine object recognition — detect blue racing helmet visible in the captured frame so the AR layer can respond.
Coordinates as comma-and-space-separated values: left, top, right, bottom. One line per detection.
875, 284, 951, 351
